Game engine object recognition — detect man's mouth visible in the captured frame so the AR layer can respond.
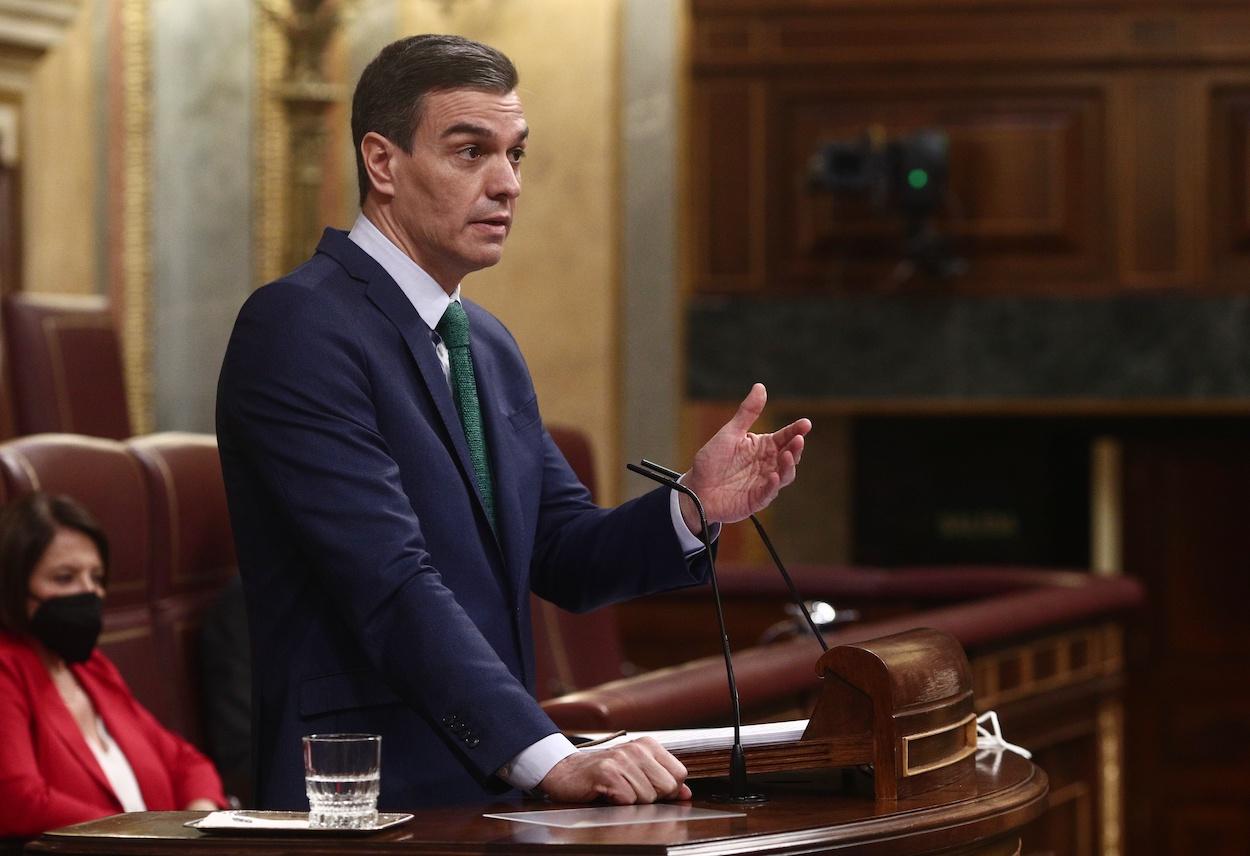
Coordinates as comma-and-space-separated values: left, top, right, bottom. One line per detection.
472, 215, 511, 229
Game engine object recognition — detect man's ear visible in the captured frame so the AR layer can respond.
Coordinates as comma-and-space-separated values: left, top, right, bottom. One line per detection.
360, 131, 398, 199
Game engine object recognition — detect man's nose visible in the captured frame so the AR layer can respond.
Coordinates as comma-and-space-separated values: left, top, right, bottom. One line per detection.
487, 156, 521, 199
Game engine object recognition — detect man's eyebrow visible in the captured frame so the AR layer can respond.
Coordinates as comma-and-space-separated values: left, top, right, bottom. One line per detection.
441, 122, 530, 144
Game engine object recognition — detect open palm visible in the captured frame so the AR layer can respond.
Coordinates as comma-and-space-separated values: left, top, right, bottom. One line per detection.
682, 384, 811, 529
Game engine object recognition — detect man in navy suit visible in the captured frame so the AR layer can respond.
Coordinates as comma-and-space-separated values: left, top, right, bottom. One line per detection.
217, 34, 811, 810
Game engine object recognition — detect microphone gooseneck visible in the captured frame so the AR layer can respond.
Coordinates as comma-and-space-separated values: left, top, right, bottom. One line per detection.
640, 459, 827, 653
627, 461, 766, 803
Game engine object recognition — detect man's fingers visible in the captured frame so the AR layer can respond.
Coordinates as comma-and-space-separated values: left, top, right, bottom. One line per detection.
626, 738, 689, 802
789, 437, 804, 467
770, 417, 812, 448
643, 738, 689, 785
728, 383, 768, 433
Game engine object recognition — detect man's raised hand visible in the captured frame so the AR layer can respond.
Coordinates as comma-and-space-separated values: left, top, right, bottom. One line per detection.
679, 383, 812, 533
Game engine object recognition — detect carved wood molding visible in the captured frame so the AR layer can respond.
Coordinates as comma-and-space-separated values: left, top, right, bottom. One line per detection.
0, 0, 80, 93
0, 0, 79, 53
691, 1, 1250, 71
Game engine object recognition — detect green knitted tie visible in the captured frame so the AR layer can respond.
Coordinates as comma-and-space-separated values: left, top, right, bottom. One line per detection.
436, 301, 496, 527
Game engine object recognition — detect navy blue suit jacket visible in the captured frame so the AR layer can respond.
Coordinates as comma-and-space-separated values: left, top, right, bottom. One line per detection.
216, 229, 706, 809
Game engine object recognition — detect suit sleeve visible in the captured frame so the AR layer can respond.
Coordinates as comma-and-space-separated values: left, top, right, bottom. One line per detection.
217, 283, 560, 779
527, 433, 711, 613
0, 655, 112, 837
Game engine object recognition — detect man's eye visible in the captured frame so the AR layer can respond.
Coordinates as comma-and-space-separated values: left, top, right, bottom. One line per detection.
508, 148, 526, 164
458, 146, 481, 160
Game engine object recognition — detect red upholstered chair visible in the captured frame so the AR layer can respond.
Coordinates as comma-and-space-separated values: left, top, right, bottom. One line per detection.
127, 433, 237, 747
0, 329, 14, 441
0, 434, 169, 724
530, 426, 630, 700
1, 293, 131, 439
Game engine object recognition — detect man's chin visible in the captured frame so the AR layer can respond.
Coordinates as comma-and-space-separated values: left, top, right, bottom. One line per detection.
466, 245, 506, 270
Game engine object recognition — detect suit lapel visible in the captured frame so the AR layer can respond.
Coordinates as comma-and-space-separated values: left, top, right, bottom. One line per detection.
33, 660, 117, 804
352, 276, 481, 524
324, 229, 498, 546
364, 276, 476, 471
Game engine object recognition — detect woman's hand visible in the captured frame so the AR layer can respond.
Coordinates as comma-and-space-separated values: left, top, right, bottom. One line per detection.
184, 798, 219, 811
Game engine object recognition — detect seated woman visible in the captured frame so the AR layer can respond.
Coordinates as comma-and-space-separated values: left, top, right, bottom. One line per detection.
0, 493, 225, 838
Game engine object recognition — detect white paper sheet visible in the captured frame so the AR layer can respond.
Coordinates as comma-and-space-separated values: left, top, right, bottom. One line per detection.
575, 719, 809, 754
484, 804, 744, 828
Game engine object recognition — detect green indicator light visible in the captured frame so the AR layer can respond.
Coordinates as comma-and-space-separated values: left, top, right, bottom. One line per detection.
908, 169, 929, 190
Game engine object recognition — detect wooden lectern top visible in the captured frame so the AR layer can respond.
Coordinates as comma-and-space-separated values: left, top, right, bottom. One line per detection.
27, 752, 1045, 856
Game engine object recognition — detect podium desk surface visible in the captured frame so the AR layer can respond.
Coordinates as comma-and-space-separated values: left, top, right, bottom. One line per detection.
27, 753, 1045, 856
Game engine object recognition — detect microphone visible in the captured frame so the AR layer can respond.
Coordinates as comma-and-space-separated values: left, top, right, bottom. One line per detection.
637, 459, 828, 653
627, 461, 765, 803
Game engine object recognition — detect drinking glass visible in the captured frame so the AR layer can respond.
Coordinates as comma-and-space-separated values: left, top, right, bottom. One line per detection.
303, 733, 381, 829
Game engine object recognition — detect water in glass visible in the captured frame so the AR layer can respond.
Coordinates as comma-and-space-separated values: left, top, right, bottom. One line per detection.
305, 771, 380, 829
303, 733, 381, 830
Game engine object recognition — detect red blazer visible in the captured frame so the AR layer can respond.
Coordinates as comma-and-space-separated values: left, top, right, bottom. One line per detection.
0, 633, 225, 837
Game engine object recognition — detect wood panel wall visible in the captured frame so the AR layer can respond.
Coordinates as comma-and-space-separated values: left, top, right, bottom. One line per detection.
685, 2, 1250, 854
688, 0, 1250, 296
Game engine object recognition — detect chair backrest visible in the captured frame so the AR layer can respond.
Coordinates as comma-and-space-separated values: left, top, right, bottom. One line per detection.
1, 293, 131, 439
127, 433, 238, 747
0, 434, 152, 608
128, 433, 236, 599
530, 426, 628, 700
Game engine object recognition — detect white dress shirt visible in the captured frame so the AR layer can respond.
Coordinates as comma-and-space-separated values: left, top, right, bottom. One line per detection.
347, 213, 716, 791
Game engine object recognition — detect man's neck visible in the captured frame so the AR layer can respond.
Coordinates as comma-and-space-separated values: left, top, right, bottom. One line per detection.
360, 201, 458, 296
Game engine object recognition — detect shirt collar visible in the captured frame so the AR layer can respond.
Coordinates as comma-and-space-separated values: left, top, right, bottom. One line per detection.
347, 212, 461, 331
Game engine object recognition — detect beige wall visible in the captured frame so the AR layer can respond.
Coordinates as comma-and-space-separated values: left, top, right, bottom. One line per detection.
23, 0, 97, 296
401, 0, 622, 501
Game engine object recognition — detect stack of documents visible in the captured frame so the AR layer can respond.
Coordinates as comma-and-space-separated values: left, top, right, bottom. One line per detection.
576, 719, 809, 754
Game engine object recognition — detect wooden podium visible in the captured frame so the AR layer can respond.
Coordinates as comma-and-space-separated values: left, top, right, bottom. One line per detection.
677, 627, 979, 802
26, 629, 1046, 856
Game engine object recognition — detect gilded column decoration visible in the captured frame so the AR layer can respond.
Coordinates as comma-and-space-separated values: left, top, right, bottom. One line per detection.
1098, 697, 1124, 856
253, 3, 286, 286
254, 0, 347, 282
118, 0, 152, 433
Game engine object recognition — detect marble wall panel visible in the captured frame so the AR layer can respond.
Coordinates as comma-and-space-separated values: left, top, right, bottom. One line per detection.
151, 0, 252, 431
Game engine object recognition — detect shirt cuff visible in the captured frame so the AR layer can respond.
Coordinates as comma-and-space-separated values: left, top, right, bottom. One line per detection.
497, 733, 578, 792
670, 487, 721, 556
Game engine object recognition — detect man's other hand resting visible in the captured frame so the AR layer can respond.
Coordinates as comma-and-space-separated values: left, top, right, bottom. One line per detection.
538, 737, 692, 804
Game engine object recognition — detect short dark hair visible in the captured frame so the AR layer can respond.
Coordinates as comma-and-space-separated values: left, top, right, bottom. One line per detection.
351, 34, 519, 204
0, 493, 110, 636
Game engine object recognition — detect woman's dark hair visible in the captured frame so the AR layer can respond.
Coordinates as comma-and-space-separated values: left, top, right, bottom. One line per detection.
351, 34, 519, 204
0, 493, 110, 636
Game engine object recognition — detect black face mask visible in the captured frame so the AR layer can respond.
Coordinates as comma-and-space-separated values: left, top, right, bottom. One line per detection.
29, 592, 103, 664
